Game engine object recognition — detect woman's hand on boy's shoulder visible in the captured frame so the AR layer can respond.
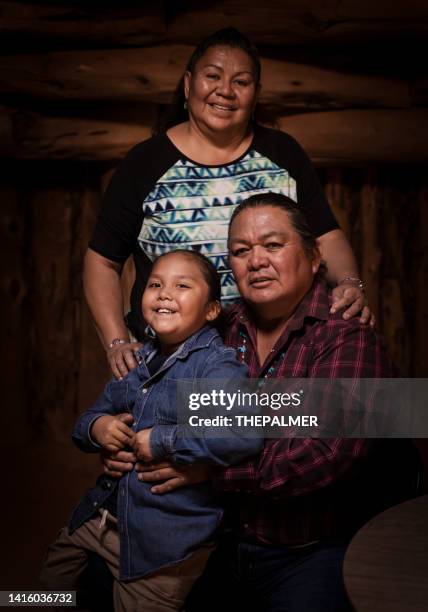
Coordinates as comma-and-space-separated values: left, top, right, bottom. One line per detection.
107, 341, 144, 380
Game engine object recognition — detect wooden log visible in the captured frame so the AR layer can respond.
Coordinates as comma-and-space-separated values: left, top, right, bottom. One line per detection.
0, 108, 152, 160
29, 184, 81, 439
278, 110, 428, 164
0, 2, 166, 45
168, 0, 428, 44
2, 1, 428, 46
360, 172, 381, 324
379, 185, 411, 374
2, 108, 428, 163
0, 182, 29, 438
0, 46, 410, 108
414, 186, 428, 376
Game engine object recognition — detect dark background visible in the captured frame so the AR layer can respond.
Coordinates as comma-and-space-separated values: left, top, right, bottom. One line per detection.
1, 0, 428, 590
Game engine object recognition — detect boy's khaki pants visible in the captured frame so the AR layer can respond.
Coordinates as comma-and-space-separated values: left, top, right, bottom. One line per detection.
40, 512, 213, 612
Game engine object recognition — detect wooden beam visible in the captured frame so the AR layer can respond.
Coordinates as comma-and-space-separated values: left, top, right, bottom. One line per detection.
0, 108, 153, 160
0, 2, 166, 45
168, 0, 428, 44
3, 1, 427, 46
2, 108, 428, 163
0, 46, 410, 108
278, 109, 428, 164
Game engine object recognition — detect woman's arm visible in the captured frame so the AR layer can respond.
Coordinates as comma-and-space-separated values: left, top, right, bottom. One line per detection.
317, 229, 371, 324
83, 248, 142, 379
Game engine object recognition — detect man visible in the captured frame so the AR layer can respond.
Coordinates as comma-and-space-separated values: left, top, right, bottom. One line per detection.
102, 193, 395, 611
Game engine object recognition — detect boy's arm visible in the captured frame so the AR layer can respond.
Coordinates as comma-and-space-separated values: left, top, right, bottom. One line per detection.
72, 378, 132, 453
148, 349, 264, 466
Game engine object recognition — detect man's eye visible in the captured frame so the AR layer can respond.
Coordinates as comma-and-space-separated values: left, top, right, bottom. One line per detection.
232, 247, 249, 257
265, 242, 283, 250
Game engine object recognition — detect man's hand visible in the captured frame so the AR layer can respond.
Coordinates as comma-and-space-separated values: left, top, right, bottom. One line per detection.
132, 428, 153, 462
91, 413, 135, 452
136, 460, 212, 494
101, 448, 137, 478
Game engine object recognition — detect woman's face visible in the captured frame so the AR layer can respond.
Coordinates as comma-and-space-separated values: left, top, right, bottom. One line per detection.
184, 45, 259, 136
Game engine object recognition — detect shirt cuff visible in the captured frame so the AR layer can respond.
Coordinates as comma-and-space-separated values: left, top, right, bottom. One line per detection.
87, 415, 105, 449
150, 425, 177, 461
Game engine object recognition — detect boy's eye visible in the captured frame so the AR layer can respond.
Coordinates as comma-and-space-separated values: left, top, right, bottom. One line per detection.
176, 283, 190, 289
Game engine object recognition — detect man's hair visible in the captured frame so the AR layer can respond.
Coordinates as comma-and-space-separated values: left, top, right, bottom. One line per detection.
228, 192, 317, 256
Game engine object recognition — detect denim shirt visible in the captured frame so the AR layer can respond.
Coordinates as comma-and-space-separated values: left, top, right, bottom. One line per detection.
70, 326, 262, 580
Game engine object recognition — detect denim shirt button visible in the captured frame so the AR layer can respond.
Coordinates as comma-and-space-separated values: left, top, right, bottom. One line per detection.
93, 501, 99, 507
103, 481, 112, 490
142, 388, 148, 394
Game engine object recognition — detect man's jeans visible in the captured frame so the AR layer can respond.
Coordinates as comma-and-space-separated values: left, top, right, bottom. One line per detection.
185, 534, 352, 612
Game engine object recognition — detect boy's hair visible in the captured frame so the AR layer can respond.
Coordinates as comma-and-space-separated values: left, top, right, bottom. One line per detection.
228, 192, 317, 256
153, 249, 221, 303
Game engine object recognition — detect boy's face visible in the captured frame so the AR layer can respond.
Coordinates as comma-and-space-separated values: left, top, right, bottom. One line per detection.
142, 253, 220, 353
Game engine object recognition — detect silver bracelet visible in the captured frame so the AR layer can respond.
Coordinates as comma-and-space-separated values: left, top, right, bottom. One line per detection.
108, 338, 128, 349
338, 277, 365, 291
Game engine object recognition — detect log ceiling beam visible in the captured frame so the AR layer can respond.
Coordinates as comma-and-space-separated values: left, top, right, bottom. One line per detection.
278, 109, 428, 164
0, 2, 166, 46
1, 1, 428, 46
0, 46, 410, 108
2, 107, 427, 164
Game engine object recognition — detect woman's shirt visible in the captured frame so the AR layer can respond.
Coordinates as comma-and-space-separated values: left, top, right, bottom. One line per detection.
89, 125, 338, 337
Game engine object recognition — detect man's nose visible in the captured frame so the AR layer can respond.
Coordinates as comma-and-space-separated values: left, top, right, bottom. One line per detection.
248, 246, 269, 270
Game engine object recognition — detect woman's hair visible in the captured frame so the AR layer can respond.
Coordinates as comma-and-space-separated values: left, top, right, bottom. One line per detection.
228, 192, 317, 256
157, 27, 261, 132
153, 249, 221, 303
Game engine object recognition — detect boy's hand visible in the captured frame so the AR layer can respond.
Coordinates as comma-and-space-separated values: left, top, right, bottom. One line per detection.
91, 413, 135, 452
132, 428, 153, 462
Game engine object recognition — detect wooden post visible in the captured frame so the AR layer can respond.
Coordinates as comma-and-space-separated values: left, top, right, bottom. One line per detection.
360, 171, 381, 323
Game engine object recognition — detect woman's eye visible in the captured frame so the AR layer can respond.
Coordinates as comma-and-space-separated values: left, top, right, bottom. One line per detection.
206, 73, 220, 80
234, 79, 250, 87
176, 283, 190, 289
265, 242, 283, 250
148, 281, 161, 288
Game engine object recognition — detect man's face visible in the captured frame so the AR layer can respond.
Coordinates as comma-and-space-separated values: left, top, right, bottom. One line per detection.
228, 206, 320, 319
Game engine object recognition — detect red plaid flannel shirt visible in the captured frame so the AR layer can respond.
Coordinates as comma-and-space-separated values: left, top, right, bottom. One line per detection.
218, 276, 394, 545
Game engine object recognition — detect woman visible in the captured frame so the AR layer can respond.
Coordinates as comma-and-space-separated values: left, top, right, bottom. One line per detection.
84, 27, 370, 380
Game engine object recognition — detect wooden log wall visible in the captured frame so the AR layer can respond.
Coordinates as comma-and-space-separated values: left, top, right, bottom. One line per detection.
1, 0, 427, 441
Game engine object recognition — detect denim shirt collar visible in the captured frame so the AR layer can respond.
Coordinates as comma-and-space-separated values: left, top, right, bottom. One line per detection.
135, 325, 220, 366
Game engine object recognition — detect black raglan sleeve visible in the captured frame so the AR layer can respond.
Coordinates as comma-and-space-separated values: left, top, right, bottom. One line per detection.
255, 126, 339, 237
